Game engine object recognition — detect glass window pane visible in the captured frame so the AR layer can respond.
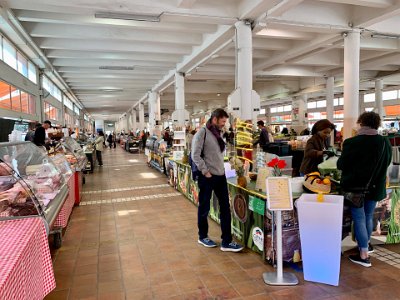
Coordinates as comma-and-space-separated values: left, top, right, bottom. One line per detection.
277, 106, 284, 112
29, 95, 36, 115
28, 62, 37, 83
0, 81, 11, 110
0, 37, 3, 60
307, 101, 316, 109
339, 97, 344, 105
385, 104, 400, 116
334, 98, 338, 106
20, 90, 29, 113
259, 108, 266, 115
364, 93, 375, 102
10, 86, 21, 111
17, 52, 28, 77
365, 107, 374, 112
383, 90, 397, 101
284, 105, 292, 112
317, 100, 326, 108
270, 107, 277, 113
3, 38, 17, 70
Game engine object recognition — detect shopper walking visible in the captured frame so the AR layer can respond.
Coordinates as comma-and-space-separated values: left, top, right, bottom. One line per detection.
191, 108, 244, 252
299, 119, 335, 175
95, 131, 105, 166
337, 112, 392, 267
254, 120, 271, 152
107, 133, 113, 149
33, 120, 51, 147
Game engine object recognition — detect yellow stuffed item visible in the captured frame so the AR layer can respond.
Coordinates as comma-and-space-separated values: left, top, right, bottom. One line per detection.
303, 172, 331, 194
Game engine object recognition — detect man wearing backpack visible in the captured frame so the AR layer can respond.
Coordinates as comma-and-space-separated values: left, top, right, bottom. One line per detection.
191, 108, 244, 252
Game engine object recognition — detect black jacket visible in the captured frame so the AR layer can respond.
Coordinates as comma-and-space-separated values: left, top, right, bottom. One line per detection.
337, 134, 392, 201
33, 126, 45, 146
299, 134, 328, 174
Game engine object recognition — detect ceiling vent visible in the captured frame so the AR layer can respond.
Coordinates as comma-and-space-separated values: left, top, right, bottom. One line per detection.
99, 66, 134, 71
95, 12, 161, 22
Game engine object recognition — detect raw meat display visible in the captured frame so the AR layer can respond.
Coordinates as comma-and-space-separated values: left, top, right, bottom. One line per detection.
0, 162, 13, 176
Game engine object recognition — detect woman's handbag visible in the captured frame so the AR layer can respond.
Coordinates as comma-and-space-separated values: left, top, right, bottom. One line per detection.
343, 142, 385, 208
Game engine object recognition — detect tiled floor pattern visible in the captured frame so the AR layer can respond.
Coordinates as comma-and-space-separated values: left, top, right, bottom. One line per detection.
80, 192, 182, 206
46, 148, 400, 300
370, 246, 400, 269
82, 184, 170, 195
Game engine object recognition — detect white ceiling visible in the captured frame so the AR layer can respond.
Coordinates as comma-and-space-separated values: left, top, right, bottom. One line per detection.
1, 0, 400, 120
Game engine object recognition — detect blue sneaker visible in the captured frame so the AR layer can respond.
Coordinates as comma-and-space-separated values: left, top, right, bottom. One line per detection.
220, 241, 244, 252
198, 237, 217, 248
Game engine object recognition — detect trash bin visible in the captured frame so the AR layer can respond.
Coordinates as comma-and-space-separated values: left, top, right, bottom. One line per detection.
297, 193, 344, 286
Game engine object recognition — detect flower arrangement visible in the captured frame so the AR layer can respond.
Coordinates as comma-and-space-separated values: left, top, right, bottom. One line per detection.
267, 157, 287, 176
229, 157, 245, 177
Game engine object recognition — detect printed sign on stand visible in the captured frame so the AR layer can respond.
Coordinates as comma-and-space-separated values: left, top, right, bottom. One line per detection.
263, 176, 298, 286
255, 167, 272, 192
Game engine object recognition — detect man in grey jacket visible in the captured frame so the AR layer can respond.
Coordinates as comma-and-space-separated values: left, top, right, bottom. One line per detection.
191, 108, 244, 252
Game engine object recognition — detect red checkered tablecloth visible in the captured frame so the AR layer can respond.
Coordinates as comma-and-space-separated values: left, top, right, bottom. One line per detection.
53, 175, 75, 229
0, 218, 56, 300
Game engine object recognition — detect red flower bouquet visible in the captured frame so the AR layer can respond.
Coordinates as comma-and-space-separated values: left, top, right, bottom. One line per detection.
267, 158, 287, 176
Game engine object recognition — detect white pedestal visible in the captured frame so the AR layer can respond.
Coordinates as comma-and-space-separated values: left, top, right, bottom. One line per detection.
297, 194, 344, 286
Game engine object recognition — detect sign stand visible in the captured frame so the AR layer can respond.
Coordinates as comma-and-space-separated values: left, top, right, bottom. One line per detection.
263, 177, 298, 286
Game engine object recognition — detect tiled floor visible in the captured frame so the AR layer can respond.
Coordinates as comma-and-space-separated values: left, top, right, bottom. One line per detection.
46, 147, 400, 300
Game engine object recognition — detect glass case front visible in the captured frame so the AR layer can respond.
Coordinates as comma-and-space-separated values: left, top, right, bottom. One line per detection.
62, 137, 87, 171
0, 142, 66, 219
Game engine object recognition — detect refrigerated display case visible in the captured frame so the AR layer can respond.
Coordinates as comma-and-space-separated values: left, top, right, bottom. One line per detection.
0, 141, 69, 247
62, 137, 87, 205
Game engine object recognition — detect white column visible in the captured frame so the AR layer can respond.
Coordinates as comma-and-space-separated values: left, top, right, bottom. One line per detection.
375, 79, 384, 120
175, 72, 185, 110
235, 20, 254, 121
291, 95, 308, 133
326, 77, 334, 123
131, 109, 137, 132
148, 91, 161, 132
126, 111, 131, 132
138, 103, 145, 130
343, 30, 361, 139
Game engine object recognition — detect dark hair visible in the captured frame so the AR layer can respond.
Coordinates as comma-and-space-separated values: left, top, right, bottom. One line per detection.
257, 120, 264, 126
357, 112, 381, 130
190, 130, 196, 135
210, 108, 229, 120
311, 119, 335, 135
43, 120, 51, 125
35, 123, 42, 129
98, 131, 104, 136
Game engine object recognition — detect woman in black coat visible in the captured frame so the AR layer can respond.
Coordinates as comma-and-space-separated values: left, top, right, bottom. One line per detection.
337, 112, 392, 268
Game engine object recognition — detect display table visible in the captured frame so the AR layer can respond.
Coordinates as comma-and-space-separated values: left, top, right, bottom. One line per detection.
0, 218, 56, 300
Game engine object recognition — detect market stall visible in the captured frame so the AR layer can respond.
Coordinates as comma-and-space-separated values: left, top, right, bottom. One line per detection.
0, 217, 56, 300
0, 141, 69, 245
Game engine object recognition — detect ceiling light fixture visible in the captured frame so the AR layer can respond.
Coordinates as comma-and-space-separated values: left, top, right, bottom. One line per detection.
95, 12, 162, 22
217, 93, 221, 96
100, 88, 124, 92
99, 66, 134, 71
198, 100, 202, 103
370, 33, 400, 39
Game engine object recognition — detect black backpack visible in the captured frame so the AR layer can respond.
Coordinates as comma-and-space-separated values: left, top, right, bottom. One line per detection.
188, 128, 206, 181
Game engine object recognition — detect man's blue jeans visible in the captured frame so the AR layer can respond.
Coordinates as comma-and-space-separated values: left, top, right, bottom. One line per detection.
197, 174, 232, 246
351, 200, 377, 252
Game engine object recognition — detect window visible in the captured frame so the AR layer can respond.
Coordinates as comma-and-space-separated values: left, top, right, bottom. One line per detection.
10, 86, 21, 111
29, 95, 36, 115
308, 112, 321, 120
385, 105, 400, 116
270, 107, 277, 113
277, 106, 284, 113
334, 110, 344, 119
64, 97, 73, 110
364, 93, 375, 103
20, 90, 29, 113
42, 76, 50, 93
259, 108, 266, 115
28, 62, 37, 83
0, 81, 11, 110
3, 38, 17, 70
365, 107, 374, 112
317, 100, 326, 108
74, 105, 80, 115
334, 97, 344, 106
44, 101, 59, 121
17, 52, 28, 77
383, 90, 398, 101
307, 101, 316, 109
284, 105, 292, 112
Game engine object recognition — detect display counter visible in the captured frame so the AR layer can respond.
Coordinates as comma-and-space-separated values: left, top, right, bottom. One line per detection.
0, 217, 56, 300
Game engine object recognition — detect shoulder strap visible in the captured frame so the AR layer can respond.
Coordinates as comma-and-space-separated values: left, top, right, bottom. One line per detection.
366, 139, 386, 189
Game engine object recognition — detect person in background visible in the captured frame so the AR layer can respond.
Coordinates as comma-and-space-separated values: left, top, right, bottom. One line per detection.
299, 119, 335, 175
25, 123, 39, 142
281, 127, 289, 136
141, 130, 147, 150
113, 132, 117, 148
186, 129, 195, 151
95, 131, 105, 166
33, 120, 51, 147
337, 112, 392, 267
107, 133, 113, 149
192, 108, 244, 252
254, 120, 270, 152
299, 128, 310, 136
290, 128, 298, 136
